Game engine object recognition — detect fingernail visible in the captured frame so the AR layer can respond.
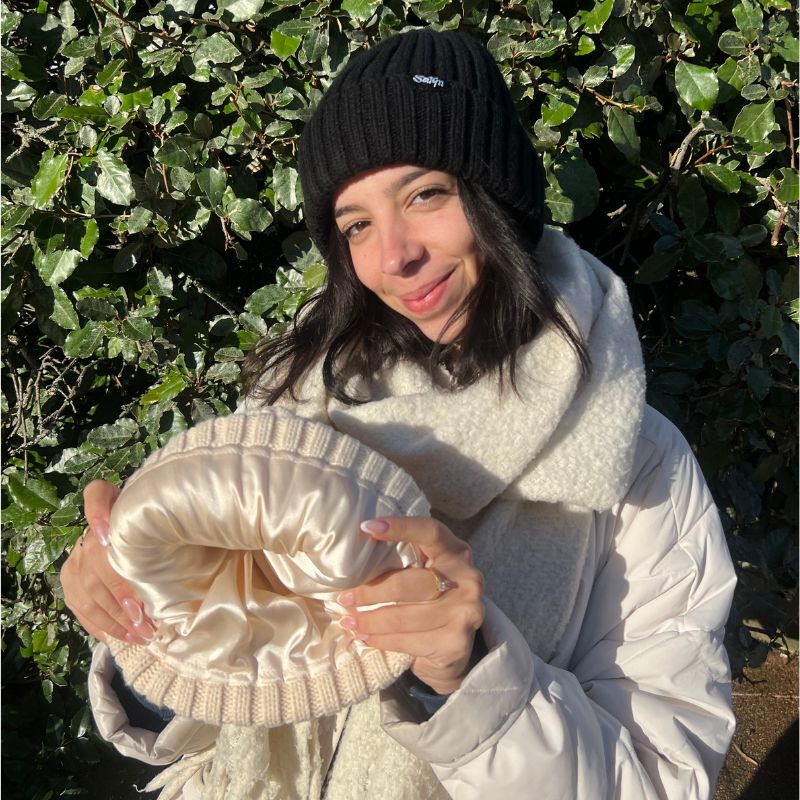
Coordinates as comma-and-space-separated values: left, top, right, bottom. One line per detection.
360, 519, 389, 536
340, 616, 358, 631
121, 597, 143, 626
133, 620, 155, 641
337, 590, 355, 607
91, 518, 110, 546
124, 632, 145, 645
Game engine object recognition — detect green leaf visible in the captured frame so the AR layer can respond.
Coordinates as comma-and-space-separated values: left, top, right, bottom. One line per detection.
776, 168, 799, 204
606, 108, 640, 164
774, 33, 800, 63
549, 148, 599, 222
678, 175, 709, 232
59, 104, 108, 124
758, 303, 783, 338
80, 218, 100, 258
63, 321, 108, 357
541, 93, 579, 127
122, 314, 154, 340
126, 206, 152, 234
32, 94, 67, 120
6, 475, 58, 513
303, 25, 330, 63
197, 166, 226, 208
22, 535, 68, 574
341, 0, 380, 21
114, 241, 142, 273
635, 249, 681, 284
718, 30, 748, 56
245, 284, 289, 315
31, 151, 69, 209
690, 233, 743, 263
155, 134, 204, 168
36, 249, 82, 286
544, 186, 573, 224
86, 419, 138, 449
270, 29, 302, 60
96, 58, 125, 87
147, 266, 174, 297
218, 0, 265, 21
738, 224, 768, 246
49, 285, 80, 330
578, 0, 614, 34
708, 260, 745, 299
1, 9, 23, 35
205, 361, 240, 383
675, 62, 719, 111
76, 296, 117, 321
226, 198, 272, 233
698, 164, 741, 193
732, 0, 763, 39
141, 369, 188, 405
303, 262, 327, 290
273, 163, 301, 212
193, 32, 241, 66
95, 150, 134, 206
746, 366, 772, 399
575, 35, 596, 56
732, 100, 777, 143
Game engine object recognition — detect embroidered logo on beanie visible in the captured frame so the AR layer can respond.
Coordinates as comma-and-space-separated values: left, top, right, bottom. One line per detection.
412, 74, 445, 88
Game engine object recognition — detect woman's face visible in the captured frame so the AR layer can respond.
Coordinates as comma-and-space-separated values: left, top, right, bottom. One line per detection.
333, 165, 483, 343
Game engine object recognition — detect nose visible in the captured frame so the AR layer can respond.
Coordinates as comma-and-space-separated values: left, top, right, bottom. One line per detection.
378, 218, 424, 275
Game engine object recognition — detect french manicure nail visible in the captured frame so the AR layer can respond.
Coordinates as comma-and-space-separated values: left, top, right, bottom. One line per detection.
338, 590, 355, 607
360, 519, 389, 536
91, 518, 110, 546
340, 616, 358, 631
121, 597, 143, 626
124, 632, 144, 645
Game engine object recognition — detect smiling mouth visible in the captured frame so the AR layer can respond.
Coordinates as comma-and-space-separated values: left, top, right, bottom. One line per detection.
399, 270, 455, 313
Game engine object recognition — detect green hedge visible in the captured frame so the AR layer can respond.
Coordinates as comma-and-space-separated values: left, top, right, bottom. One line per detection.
2, 1, 797, 796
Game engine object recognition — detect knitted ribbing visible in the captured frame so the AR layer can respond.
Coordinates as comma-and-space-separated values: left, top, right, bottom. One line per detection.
106, 407, 429, 727
298, 28, 545, 255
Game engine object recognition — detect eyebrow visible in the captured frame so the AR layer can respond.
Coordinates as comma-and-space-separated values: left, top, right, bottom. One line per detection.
333, 167, 432, 219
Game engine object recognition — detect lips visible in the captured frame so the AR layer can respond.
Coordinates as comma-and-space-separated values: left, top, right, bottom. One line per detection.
399, 270, 455, 313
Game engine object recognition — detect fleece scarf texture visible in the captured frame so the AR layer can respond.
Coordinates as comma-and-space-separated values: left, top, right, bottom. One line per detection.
148, 228, 645, 800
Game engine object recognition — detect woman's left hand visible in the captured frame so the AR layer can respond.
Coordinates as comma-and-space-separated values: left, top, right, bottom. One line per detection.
338, 516, 485, 695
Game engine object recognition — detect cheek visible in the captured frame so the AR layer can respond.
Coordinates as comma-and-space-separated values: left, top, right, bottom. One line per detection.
349, 249, 381, 294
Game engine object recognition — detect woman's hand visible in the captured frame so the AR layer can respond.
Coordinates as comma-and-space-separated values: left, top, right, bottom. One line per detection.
338, 516, 485, 695
60, 480, 154, 645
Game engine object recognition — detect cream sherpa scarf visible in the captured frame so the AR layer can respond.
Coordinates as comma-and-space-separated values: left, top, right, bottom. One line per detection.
147, 229, 645, 800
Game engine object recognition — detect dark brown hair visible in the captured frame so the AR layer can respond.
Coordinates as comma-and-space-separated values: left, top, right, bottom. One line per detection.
241, 180, 589, 405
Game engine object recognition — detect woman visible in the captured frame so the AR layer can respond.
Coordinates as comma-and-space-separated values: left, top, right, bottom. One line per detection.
61, 28, 736, 799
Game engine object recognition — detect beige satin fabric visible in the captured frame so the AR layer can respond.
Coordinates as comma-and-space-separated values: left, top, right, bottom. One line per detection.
106, 408, 428, 726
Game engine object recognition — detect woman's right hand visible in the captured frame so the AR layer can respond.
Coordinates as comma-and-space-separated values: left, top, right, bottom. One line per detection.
60, 480, 154, 644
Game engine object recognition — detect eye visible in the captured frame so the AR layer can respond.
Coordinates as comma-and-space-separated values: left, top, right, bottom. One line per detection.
411, 186, 447, 205
341, 220, 369, 241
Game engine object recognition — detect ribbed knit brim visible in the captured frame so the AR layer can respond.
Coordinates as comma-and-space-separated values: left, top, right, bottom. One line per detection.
298, 28, 545, 255
105, 408, 429, 727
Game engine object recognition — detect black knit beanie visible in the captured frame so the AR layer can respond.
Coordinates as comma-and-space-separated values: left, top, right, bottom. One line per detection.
297, 28, 546, 256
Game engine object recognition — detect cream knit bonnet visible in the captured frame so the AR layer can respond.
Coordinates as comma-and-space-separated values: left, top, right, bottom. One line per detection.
105, 406, 428, 727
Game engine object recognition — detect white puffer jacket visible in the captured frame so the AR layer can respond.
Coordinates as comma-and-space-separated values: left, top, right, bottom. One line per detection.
89, 229, 736, 799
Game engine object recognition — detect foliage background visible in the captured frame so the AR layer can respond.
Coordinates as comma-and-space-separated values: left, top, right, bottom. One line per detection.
1, 0, 797, 796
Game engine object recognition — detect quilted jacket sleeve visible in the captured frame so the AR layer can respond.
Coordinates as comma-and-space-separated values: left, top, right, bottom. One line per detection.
379, 408, 737, 799
88, 643, 219, 765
